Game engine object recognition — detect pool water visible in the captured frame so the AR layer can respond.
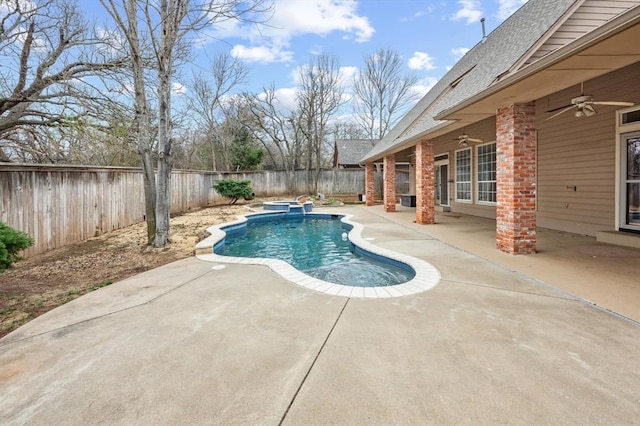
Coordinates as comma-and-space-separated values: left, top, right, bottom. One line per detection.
215, 216, 415, 287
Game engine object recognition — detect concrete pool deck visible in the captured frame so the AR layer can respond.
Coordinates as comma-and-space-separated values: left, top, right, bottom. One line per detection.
1, 205, 639, 424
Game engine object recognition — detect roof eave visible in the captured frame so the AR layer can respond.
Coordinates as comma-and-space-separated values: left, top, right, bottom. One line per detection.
360, 121, 455, 163
434, 5, 640, 121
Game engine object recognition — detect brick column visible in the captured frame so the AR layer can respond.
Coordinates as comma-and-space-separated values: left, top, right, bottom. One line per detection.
365, 162, 375, 206
383, 154, 396, 212
496, 102, 537, 254
415, 141, 435, 224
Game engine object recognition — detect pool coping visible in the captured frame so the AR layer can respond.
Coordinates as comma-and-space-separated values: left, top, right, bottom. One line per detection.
195, 211, 441, 298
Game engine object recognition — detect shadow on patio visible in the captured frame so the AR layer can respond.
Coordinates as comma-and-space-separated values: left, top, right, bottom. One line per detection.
362, 204, 640, 323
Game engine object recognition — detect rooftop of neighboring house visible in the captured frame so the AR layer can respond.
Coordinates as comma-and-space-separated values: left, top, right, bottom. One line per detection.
335, 139, 377, 166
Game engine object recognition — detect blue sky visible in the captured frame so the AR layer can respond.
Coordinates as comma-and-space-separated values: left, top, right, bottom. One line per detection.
188, 0, 529, 110
87, 0, 529, 113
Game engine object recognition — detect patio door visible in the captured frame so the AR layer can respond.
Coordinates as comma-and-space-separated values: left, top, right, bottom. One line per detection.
435, 161, 449, 206
621, 131, 640, 231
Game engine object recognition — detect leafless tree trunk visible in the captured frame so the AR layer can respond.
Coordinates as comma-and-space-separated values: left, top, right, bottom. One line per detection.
296, 53, 344, 194
352, 48, 419, 140
102, 0, 268, 247
101, 0, 158, 243
242, 87, 298, 190
187, 52, 248, 171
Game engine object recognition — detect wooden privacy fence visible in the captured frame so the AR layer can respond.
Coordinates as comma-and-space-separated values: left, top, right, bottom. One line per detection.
0, 163, 381, 257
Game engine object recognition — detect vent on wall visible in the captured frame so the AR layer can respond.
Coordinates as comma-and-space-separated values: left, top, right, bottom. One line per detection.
621, 109, 640, 125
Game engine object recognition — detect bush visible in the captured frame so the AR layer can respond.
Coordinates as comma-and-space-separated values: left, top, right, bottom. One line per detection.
0, 222, 34, 272
213, 179, 254, 204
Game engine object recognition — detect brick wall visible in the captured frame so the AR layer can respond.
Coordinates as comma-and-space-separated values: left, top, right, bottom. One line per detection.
365, 163, 375, 206
383, 155, 396, 212
496, 102, 537, 254
415, 141, 435, 224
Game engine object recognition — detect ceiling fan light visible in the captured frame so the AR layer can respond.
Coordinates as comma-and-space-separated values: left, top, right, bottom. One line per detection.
584, 106, 596, 117
574, 109, 585, 118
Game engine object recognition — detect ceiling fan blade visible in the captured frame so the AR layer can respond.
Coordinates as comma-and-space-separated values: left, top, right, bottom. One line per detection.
546, 105, 575, 120
467, 138, 484, 143
591, 101, 635, 107
546, 104, 573, 113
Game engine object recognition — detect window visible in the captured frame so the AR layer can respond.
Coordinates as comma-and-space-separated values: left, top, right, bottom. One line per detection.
477, 142, 497, 204
455, 148, 471, 201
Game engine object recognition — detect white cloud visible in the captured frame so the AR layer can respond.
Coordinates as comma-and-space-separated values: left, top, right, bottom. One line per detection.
290, 64, 358, 88
408, 52, 436, 71
400, 4, 435, 22
274, 87, 298, 112
339, 66, 358, 84
257, 87, 299, 113
409, 77, 438, 98
451, 0, 483, 24
209, 0, 374, 64
0, 0, 36, 15
172, 82, 186, 95
231, 44, 293, 63
451, 47, 470, 60
497, 0, 529, 20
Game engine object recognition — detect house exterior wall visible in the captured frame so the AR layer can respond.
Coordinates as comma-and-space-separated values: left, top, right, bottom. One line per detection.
421, 62, 639, 237
430, 116, 499, 219
535, 61, 640, 236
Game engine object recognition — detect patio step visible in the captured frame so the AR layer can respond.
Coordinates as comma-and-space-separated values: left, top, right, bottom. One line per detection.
596, 231, 640, 249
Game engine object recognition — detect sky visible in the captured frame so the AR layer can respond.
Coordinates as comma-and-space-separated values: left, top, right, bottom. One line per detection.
88, 0, 530, 115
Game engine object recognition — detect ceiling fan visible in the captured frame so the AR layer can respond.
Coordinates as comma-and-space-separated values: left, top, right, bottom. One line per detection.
454, 132, 483, 147
546, 82, 634, 120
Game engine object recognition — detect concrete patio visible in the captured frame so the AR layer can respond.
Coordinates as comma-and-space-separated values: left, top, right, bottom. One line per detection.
1, 205, 638, 424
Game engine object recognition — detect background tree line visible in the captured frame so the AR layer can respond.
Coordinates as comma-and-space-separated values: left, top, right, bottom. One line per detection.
0, 0, 419, 246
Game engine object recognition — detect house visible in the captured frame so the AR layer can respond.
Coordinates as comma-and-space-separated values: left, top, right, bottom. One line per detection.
334, 139, 376, 169
361, 0, 640, 254
334, 138, 412, 197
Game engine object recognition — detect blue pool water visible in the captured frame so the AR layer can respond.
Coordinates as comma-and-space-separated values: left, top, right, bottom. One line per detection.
215, 215, 415, 287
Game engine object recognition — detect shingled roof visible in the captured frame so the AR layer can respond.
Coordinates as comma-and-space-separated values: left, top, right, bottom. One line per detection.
361, 0, 576, 162
335, 139, 377, 166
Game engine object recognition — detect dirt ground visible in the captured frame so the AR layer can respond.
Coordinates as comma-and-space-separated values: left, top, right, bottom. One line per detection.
0, 203, 252, 338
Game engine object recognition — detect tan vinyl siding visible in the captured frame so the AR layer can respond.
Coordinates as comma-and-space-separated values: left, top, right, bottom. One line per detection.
432, 116, 498, 219
535, 61, 640, 235
523, 0, 639, 67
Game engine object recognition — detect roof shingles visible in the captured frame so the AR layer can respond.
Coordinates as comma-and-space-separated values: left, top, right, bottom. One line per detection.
362, 0, 575, 162
336, 139, 377, 165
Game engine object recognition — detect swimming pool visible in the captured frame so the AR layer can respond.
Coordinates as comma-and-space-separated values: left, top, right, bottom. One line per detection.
215, 215, 415, 287
195, 210, 440, 298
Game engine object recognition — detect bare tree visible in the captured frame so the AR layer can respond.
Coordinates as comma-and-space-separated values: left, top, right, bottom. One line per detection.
352, 48, 419, 140
242, 86, 300, 188
296, 53, 344, 193
0, 0, 127, 143
101, 0, 268, 247
101, 0, 159, 243
187, 51, 248, 171
332, 121, 367, 140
